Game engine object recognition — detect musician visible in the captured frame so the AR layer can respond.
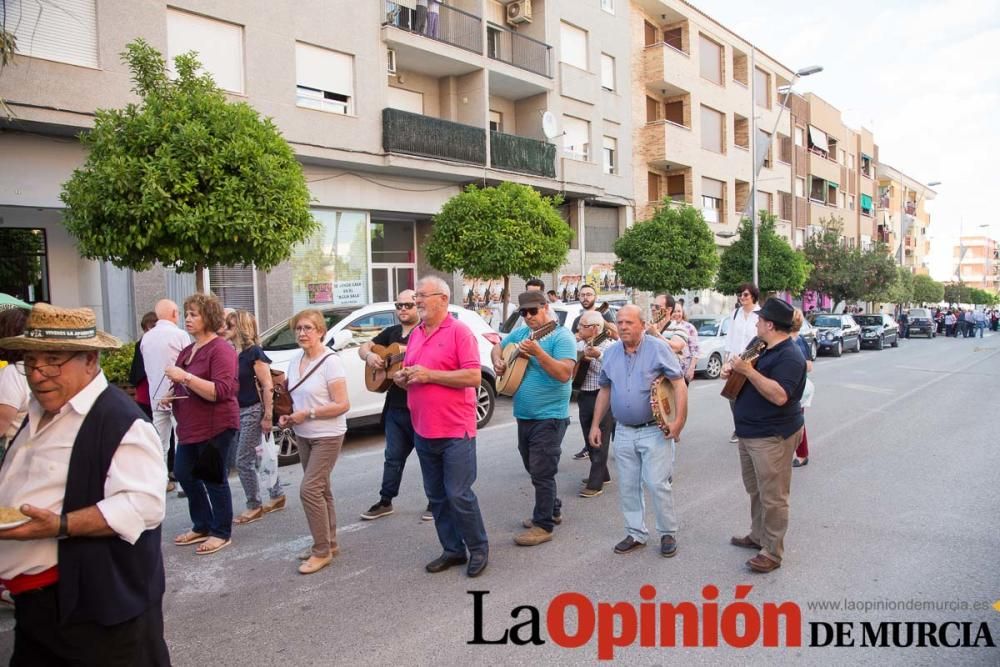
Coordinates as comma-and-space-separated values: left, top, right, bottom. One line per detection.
646, 294, 687, 357
491, 291, 577, 547
720, 298, 806, 574
576, 311, 615, 498
570, 284, 618, 338
357, 289, 431, 522
725, 283, 761, 443
590, 305, 688, 558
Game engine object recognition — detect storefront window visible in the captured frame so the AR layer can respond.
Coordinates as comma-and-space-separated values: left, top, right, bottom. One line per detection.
0, 228, 50, 303
291, 209, 369, 311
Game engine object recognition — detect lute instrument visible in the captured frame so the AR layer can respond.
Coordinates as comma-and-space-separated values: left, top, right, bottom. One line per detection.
365, 343, 407, 392
496, 321, 558, 397
719, 338, 767, 400
572, 327, 611, 390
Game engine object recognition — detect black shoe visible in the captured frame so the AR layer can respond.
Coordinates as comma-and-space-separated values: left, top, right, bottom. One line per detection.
573, 449, 590, 460
614, 536, 645, 554
467, 551, 488, 578
425, 553, 467, 573
660, 535, 678, 558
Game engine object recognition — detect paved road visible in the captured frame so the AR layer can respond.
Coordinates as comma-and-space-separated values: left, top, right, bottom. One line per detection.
1, 332, 998, 665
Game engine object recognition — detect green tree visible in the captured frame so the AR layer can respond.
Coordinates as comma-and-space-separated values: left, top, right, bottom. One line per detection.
911, 274, 944, 305
716, 213, 809, 296
803, 217, 857, 306
855, 242, 900, 303
0, 27, 14, 118
613, 203, 719, 294
425, 182, 571, 318
60, 39, 317, 292
881, 266, 914, 306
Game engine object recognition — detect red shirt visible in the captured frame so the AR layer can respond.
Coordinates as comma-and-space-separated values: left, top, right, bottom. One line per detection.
171, 337, 239, 444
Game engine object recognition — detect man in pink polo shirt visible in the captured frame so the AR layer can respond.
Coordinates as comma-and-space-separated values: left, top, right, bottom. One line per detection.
395, 276, 489, 578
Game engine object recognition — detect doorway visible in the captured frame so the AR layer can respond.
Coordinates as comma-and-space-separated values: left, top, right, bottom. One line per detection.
370, 218, 417, 302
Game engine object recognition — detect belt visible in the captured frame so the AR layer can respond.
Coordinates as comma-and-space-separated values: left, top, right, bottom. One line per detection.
622, 420, 657, 429
1, 565, 59, 596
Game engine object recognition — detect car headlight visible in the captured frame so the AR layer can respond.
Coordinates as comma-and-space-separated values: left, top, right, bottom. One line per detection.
825, 332, 834, 340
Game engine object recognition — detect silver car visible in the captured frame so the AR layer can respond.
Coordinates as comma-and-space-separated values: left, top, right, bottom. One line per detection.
687, 315, 731, 379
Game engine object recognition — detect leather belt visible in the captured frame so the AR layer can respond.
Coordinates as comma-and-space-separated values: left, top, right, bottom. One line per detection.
623, 420, 657, 429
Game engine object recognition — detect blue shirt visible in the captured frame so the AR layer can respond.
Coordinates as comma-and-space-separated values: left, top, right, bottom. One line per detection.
501, 325, 577, 420
598, 336, 682, 426
733, 337, 806, 439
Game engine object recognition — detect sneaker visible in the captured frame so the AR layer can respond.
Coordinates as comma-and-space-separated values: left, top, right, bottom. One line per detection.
729, 432, 739, 444
581, 478, 612, 486
579, 487, 603, 498
614, 536, 645, 554
421, 505, 434, 522
360, 500, 394, 520
572, 449, 590, 460
522, 513, 562, 529
514, 526, 553, 546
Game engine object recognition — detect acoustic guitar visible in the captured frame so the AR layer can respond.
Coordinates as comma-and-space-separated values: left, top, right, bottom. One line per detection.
496, 321, 558, 397
571, 328, 611, 390
719, 338, 767, 400
365, 343, 407, 393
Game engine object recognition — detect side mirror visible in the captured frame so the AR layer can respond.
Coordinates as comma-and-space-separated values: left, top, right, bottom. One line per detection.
330, 330, 353, 350
842, 323, 851, 330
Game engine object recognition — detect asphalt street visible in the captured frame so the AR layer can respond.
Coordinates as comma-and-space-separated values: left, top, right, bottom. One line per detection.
1, 331, 998, 665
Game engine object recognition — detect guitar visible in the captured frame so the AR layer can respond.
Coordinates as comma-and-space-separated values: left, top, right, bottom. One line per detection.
496, 321, 558, 397
719, 338, 767, 400
365, 343, 407, 393
571, 328, 611, 390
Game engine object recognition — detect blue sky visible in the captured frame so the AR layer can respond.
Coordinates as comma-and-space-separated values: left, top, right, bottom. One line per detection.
690, 0, 1000, 279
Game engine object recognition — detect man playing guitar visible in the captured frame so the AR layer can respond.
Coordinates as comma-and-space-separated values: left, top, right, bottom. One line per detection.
491, 291, 577, 547
576, 311, 616, 498
570, 284, 617, 460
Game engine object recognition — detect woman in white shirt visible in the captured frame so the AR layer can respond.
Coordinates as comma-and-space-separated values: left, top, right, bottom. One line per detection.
723, 283, 761, 443
0, 308, 29, 450
277, 309, 349, 575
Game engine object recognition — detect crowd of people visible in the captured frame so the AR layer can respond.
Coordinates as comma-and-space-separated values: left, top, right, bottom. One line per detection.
934, 307, 997, 338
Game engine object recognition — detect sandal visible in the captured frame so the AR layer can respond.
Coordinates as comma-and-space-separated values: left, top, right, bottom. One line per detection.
196, 537, 232, 555
174, 531, 209, 546
262, 496, 286, 514
233, 508, 264, 525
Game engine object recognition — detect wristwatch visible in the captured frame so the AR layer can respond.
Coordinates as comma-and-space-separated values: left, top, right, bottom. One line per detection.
57, 513, 70, 540
309, 407, 317, 420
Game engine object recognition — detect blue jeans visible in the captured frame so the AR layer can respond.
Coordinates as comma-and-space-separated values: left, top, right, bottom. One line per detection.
175, 430, 236, 540
517, 418, 569, 531
613, 424, 677, 542
414, 434, 488, 558
380, 408, 416, 501
977, 321, 986, 337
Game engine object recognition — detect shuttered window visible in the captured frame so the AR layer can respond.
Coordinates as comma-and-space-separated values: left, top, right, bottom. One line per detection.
296, 42, 354, 114
562, 115, 590, 160
209, 265, 257, 315
560, 22, 588, 70
698, 34, 722, 85
167, 9, 244, 93
8, 0, 99, 68
700, 105, 723, 153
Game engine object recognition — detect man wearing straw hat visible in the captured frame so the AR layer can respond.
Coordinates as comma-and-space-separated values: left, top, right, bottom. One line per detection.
0, 303, 169, 665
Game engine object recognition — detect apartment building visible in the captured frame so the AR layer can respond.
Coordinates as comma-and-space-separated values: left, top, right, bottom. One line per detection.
875, 164, 937, 275
0, 0, 633, 336
952, 236, 998, 293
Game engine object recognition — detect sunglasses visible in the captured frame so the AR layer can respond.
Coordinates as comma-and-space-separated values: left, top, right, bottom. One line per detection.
519, 307, 540, 317
740, 292, 753, 297
394, 302, 416, 310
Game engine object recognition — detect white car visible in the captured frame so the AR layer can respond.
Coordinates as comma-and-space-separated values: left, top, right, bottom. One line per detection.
499, 301, 625, 334
261, 303, 501, 464
687, 315, 732, 379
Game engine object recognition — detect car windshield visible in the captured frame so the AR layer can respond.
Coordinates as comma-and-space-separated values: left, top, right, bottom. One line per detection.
909, 309, 930, 319
261, 311, 349, 350
811, 316, 842, 328
854, 316, 883, 326
690, 318, 721, 336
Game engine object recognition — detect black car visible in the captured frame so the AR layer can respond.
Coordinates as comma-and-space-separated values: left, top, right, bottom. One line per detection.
906, 307, 936, 338
807, 313, 861, 357
854, 313, 900, 350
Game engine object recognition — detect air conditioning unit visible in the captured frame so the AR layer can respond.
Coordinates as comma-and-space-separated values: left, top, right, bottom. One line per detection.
507, 0, 532, 24
387, 48, 397, 74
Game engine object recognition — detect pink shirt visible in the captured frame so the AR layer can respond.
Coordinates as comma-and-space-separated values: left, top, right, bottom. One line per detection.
404, 315, 480, 439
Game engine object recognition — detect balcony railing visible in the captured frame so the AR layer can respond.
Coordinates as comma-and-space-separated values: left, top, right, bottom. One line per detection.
486, 22, 553, 78
490, 131, 555, 177
383, 108, 486, 165
383, 0, 483, 54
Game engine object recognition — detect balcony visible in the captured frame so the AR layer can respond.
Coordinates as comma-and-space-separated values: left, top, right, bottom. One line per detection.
640, 120, 695, 169
487, 23, 552, 78
643, 42, 697, 94
383, 0, 483, 54
490, 131, 555, 178
382, 108, 486, 165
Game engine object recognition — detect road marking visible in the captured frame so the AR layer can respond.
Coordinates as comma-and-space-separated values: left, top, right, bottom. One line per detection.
831, 382, 895, 395
338, 521, 371, 534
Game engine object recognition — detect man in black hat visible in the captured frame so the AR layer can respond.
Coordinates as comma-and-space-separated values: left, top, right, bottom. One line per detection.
721, 297, 806, 574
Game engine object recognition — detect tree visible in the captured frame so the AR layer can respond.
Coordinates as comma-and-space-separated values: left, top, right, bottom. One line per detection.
912, 274, 944, 305
881, 266, 914, 306
60, 39, 317, 292
803, 217, 857, 306
716, 213, 809, 296
854, 242, 899, 303
1, 27, 15, 118
613, 203, 718, 294
425, 182, 571, 318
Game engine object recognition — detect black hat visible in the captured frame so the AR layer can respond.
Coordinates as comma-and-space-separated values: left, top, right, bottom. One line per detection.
757, 297, 794, 328
518, 291, 547, 308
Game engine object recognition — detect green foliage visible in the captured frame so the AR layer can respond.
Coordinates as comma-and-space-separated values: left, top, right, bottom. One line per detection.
715, 213, 809, 295
803, 217, 857, 305
942, 283, 997, 306
854, 242, 900, 303
614, 203, 719, 293
0, 28, 16, 118
911, 274, 944, 305
882, 267, 914, 306
100, 341, 136, 386
60, 39, 317, 283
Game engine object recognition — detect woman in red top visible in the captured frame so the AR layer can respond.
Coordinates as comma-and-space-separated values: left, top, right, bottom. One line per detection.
165, 293, 240, 555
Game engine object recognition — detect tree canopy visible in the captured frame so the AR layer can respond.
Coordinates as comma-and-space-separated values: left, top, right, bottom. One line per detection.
911, 274, 944, 305
715, 213, 809, 296
613, 202, 718, 294
60, 39, 317, 291
803, 217, 857, 306
854, 242, 900, 303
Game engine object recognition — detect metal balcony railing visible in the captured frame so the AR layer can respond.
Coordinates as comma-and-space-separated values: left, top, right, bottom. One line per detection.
382, 108, 486, 165
383, 0, 483, 54
486, 22, 553, 78
490, 131, 555, 177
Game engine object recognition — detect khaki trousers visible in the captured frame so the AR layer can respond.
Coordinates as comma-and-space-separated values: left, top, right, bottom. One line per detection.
738, 429, 802, 564
297, 435, 344, 557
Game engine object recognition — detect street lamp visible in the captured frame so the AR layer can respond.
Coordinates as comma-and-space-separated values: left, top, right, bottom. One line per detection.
750, 63, 823, 287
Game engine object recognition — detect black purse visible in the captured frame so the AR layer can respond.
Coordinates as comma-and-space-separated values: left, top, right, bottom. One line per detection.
191, 430, 234, 484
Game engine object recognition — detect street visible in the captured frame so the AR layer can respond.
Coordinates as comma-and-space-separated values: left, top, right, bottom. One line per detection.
1, 332, 998, 665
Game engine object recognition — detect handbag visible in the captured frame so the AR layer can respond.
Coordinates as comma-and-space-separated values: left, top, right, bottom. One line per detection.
191, 430, 235, 484
271, 354, 333, 419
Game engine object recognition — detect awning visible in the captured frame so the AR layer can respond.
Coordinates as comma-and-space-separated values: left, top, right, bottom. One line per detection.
860, 193, 873, 209
807, 125, 828, 153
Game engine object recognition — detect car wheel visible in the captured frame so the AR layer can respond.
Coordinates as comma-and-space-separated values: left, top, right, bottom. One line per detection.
275, 426, 299, 466
876, 336, 884, 351
810, 341, 818, 361
891, 334, 899, 348
476, 378, 496, 429
832, 340, 842, 357
705, 353, 723, 380
852, 337, 861, 353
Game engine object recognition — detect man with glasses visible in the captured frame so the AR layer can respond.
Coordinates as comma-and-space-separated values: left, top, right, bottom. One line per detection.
725, 283, 761, 443
358, 289, 432, 522
570, 284, 617, 460
0, 303, 169, 664
492, 291, 577, 547
395, 277, 489, 578
576, 311, 615, 498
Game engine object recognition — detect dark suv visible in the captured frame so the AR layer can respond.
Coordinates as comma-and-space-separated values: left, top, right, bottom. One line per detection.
906, 307, 936, 338
808, 313, 861, 357
854, 313, 900, 350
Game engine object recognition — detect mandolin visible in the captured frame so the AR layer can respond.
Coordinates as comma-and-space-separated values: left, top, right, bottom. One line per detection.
719, 338, 767, 401
365, 343, 407, 393
572, 327, 611, 390
496, 321, 558, 397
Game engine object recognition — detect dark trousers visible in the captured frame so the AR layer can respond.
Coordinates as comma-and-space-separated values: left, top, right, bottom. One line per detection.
174, 432, 236, 540
578, 391, 612, 490
12, 586, 170, 666
516, 418, 569, 532
380, 407, 416, 501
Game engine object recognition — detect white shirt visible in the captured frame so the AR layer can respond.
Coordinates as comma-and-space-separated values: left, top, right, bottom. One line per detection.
0, 373, 167, 579
0, 364, 29, 439
725, 305, 761, 359
141, 320, 191, 403
287, 352, 348, 438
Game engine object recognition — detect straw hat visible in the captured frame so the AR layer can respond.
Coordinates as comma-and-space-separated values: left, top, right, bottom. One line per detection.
0, 303, 122, 351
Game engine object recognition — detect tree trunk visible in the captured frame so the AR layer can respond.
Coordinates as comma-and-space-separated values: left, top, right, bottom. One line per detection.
502, 275, 511, 320
195, 265, 206, 294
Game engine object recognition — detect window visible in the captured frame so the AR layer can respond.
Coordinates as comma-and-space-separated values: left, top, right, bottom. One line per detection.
563, 116, 590, 160
732, 50, 748, 85
840, 192, 847, 209
560, 22, 588, 70
754, 67, 770, 108
860, 193, 873, 215
0, 228, 49, 304
778, 134, 792, 163
645, 96, 661, 123
489, 110, 503, 133
600, 53, 615, 91
648, 172, 661, 203
388, 87, 424, 114
292, 210, 369, 311
667, 175, 686, 201
210, 265, 257, 315
702, 177, 724, 223
8, 0, 98, 68
759, 130, 772, 168
644, 21, 658, 47
663, 27, 683, 52
700, 105, 724, 153
794, 127, 804, 147
734, 115, 749, 149
664, 100, 684, 125
839, 149, 847, 166
698, 34, 723, 85
810, 177, 826, 203
807, 125, 829, 157
795, 177, 806, 198
779, 191, 792, 221
602, 137, 617, 174
827, 182, 838, 205
795, 229, 805, 248
849, 153, 856, 170
861, 154, 873, 178
167, 9, 244, 94
758, 191, 773, 215
296, 42, 354, 114
600, 0, 615, 14
849, 195, 856, 211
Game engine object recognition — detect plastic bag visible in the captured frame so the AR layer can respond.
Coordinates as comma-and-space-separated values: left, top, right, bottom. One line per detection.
258, 432, 279, 491
800, 377, 815, 409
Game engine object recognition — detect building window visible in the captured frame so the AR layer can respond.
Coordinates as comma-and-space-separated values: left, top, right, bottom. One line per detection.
560, 22, 588, 71
563, 115, 590, 161
388, 86, 424, 114
778, 134, 792, 163
809, 177, 827, 203
827, 182, 838, 205
0, 228, 49, 304
849, 153, 856, 170
860, 193, 873, 215
779, 191, 792, 221
849, 195, 856, 210
807, 125, 829, 158
664, 100, 684, 125
734, 115, 749, 149
296, 43, 354, 115
861, 154, 873, 178
602, 136, 617, 174
758, 191, 773, 215
667, 174, 686, 201
698, 34, 723, 85
648, 172, 661, 203
663, 27, 683, 52
489, 110, 503, 133
644, 21, 658, 47
167, 9, 245, 94
760, 130, 772, 168
600, 53, 615, 91
700, 105, 724, 154
794, 126, 804, 147
292, 209, 369, 311
795, 177, 805, 198
9, 0, 99, 68
701, 177, 724, 223
209, 265, 257, 315
600, 0, 615, 14
754, 67, 770, 109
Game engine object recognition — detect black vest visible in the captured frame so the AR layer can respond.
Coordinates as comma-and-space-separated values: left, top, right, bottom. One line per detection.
58, 385, 165, 626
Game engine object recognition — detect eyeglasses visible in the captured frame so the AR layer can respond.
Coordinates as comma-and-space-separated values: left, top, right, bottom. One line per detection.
519, 307, 540, 317
740, 291, 753, 297
394, 302, 416, 310
15, 356, 79, 378
295, 325, 316, 333
580, 322, 600, 328
414, 292, 445, 299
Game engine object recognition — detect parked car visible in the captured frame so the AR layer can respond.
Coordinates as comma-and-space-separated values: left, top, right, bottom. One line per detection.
807, 313, 861, 357
261, 303, 500, 465
499, 300, 625, 334
688, 315, 730, 379
797, 317, 819, 361
854, 313, 900, 350
906, 307, 936, 338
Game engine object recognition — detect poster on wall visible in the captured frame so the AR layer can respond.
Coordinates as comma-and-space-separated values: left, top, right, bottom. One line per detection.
307, 282, 333, 305
461, 276, 508, 328
291, 210, 370, 312
557, 266, 628, 303
334, 280, 366, 305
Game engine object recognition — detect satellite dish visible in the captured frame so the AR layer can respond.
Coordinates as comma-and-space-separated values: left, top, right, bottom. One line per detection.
541, 111, 560, 139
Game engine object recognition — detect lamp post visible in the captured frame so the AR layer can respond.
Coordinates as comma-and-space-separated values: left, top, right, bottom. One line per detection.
750, 61, 822, 287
